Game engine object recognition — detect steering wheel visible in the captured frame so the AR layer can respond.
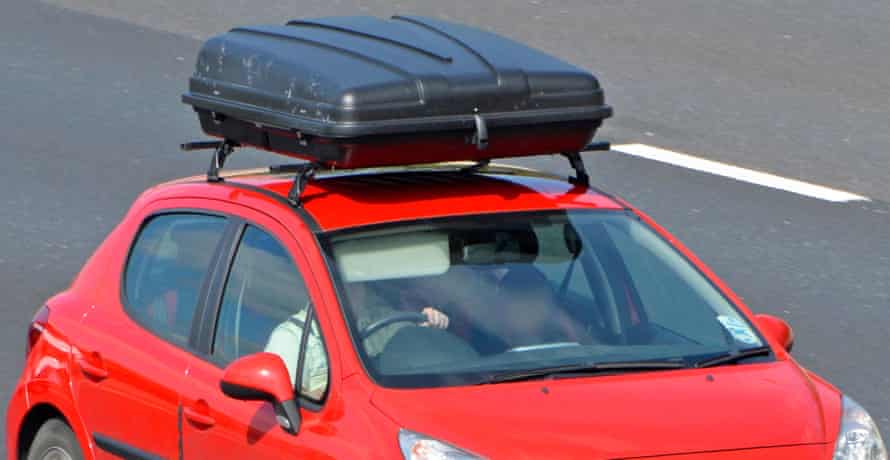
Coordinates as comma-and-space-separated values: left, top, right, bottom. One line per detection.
360, 312, 427, 339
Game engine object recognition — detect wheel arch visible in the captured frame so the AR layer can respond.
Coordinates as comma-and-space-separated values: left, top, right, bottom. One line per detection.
16, 404, 68, 460
17, 387, 96, 460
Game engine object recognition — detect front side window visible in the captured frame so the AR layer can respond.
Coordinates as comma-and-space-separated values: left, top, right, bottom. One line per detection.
323, 210, 766, 388
124, 214, 227, 346
212, 225, 329, 402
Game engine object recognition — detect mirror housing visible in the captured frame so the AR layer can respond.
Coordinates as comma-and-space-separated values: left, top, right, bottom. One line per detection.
220, 352, 300, 434
754, 314, 795, 352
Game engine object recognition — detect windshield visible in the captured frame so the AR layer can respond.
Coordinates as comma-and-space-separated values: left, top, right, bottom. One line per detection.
323, 210, 768, 388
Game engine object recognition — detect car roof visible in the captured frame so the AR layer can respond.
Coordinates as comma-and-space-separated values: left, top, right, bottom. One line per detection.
161, 163, 626, 232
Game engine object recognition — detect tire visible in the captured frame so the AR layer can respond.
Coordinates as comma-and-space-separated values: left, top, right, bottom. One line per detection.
26, 419, 85, 460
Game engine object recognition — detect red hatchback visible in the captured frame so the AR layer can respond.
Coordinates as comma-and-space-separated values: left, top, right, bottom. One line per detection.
7, 15, 887, 460
6, 163, 887, 459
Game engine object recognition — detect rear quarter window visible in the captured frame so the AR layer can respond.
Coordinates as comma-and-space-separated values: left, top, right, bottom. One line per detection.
123, 213, 227, 346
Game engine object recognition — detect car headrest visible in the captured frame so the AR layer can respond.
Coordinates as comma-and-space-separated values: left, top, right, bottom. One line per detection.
499, 265, 550, 291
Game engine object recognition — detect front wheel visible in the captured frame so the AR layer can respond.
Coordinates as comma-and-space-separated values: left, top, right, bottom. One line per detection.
26, 419, 84, 460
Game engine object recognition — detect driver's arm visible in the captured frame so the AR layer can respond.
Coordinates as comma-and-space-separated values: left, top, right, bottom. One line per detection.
359, 305, 451, 357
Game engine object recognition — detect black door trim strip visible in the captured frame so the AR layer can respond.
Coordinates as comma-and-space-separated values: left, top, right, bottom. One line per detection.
94, 433, 166, 460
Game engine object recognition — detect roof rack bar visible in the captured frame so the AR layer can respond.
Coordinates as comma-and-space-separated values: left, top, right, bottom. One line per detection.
181, 140, 226, 151
563, 140, 610, 187
270, 163, 310, 174
562, 151, 589, 187
181, 139, 239, 182
582, 141, 611, 153
208, 141, 237, 182
287, 163, 320, 207
185, 138, 611, 190
461, 159, 490, 174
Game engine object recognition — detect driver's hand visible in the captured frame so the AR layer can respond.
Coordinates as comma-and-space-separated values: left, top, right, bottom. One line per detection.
420, 307, 449, 329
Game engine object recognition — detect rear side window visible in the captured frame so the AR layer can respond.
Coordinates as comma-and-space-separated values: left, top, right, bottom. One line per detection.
124, 214, 227, 346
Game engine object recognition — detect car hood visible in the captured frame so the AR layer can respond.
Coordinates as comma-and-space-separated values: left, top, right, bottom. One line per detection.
370, 361, 838, 459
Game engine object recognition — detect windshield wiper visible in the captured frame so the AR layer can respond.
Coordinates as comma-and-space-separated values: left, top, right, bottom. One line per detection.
694, 346, 772, 368
479, 359, 687, 385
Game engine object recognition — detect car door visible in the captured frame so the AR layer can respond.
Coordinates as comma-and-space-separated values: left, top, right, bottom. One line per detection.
69, 208, 231, 459
180, 205, 344, 459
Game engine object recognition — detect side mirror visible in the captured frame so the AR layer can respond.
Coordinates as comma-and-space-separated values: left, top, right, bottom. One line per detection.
754, 314, 795, 352
220, 352, 300, 434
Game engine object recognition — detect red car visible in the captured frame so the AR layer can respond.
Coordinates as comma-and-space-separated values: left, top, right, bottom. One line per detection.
7, 15, 886, 460
6, 162, 887, 460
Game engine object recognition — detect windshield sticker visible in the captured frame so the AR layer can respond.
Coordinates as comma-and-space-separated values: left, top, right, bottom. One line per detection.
716, 315, 761, 345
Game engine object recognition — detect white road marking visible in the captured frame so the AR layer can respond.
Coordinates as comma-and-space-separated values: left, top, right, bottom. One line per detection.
611, 143, 871, 203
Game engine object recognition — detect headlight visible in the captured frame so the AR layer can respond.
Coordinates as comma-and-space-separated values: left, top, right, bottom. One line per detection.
834, 395, 888, 460
398, 429, 484, 460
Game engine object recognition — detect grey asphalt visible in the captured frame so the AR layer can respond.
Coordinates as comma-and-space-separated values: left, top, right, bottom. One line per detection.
2, 0, 888, 456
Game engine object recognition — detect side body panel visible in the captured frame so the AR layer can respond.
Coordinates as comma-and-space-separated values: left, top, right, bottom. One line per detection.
6, 299, 98, 460
70, 310, 189, 459
66, 198, 205, 459
5, 210, 146, 460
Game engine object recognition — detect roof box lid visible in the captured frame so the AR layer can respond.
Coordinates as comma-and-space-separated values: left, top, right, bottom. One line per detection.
183, 15, 611, 138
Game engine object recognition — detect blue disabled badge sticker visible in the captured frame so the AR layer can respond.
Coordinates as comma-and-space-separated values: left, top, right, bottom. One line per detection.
716, 315, 761, 346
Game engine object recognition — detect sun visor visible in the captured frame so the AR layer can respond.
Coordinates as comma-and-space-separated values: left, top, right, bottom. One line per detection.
334, 232, 450, 282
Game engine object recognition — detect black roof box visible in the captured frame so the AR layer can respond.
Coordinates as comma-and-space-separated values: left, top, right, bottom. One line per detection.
183, 16, 611, 168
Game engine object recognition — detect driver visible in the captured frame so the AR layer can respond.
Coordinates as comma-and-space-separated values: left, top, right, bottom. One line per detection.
262, 282, 449, 396
347, 281, 449, 357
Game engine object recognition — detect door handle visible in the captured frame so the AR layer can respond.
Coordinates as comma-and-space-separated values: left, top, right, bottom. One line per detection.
183, 402, 216, 428
76, 352, 109, 380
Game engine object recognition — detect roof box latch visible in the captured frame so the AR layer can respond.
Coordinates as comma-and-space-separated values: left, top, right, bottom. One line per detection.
472, 113, 488, 151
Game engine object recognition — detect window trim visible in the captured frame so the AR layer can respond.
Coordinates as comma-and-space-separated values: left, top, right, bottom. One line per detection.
294, 305, 331, 406
200, 220, 332, 409
119, 209, 232, 354
194, 219, 247, 355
